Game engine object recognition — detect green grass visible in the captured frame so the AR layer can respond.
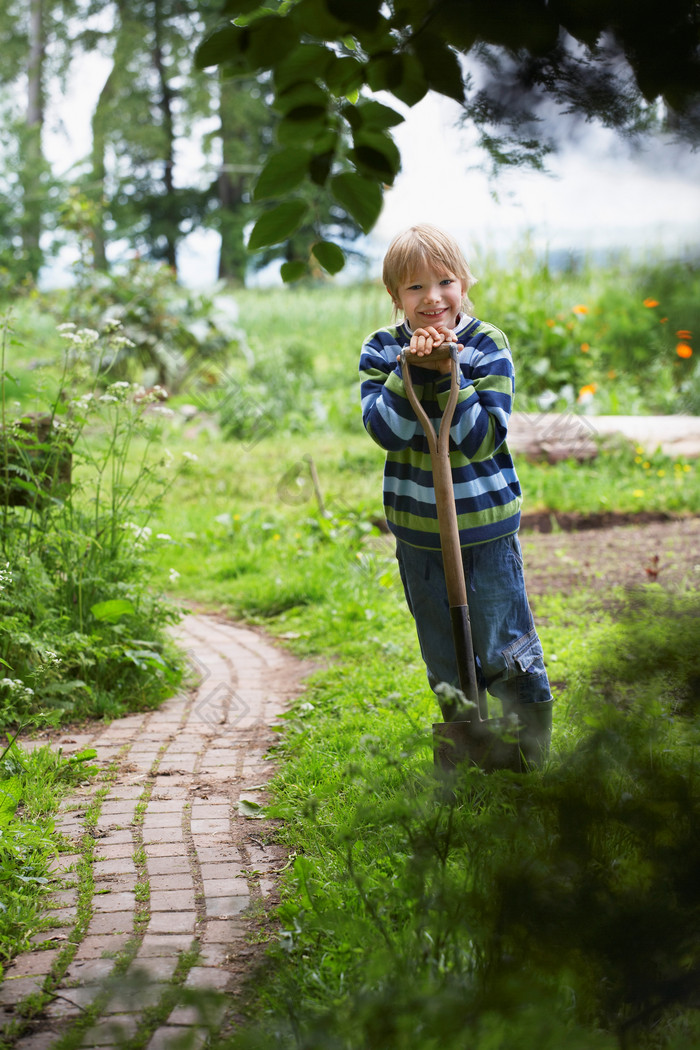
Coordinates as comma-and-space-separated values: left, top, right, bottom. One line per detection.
0, 732, 99, 969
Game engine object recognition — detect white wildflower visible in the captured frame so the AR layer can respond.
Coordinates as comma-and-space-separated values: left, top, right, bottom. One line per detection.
121, 522, 152, 548
168, 568, 181, 583
182, 451, 198, 463
156, 533, 172, 541
78, 328, 100, 345
99, 394, 119, 404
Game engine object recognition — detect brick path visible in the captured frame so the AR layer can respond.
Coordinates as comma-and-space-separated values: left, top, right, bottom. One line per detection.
0, 613, 312, 1049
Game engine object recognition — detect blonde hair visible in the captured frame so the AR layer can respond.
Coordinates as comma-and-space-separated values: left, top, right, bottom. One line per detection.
382, 224, 477, 318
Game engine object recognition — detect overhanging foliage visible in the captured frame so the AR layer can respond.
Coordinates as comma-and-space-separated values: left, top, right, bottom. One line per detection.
196, 0, 700, 278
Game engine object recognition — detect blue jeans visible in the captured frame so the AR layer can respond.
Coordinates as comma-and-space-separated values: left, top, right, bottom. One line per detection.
396, 534, 551, 717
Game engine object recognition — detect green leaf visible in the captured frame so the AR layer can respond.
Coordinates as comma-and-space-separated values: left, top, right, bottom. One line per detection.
248, 200, 309, 250
237, 799, 265, 818
343, 99, 405, 132
254, 149, 311, 200
327, 0, 381, 31
90, 599, 135, 623
366, 52, 428, 106
0, 777, 21, 821
274, 81, 329, 121
325, 54, 365, 96
281, 260, 309, 282
274, 43, 332, 92
195, 23, 248, 70
312, 241, 346, 275
277, 117, 337, 148
309, 150, 334, 186
414, 33, 465, 102
198, 13, 297, 73
222, 0, 269, 13
349, 129, 401, 182
42, 680, 88, 695
330, 172, 383, 233
69, 748, 98, 763
289, 0, 346, 38
245, 16, 299, 67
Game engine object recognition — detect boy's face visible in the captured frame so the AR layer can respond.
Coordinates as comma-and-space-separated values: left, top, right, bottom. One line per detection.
390, 262, 464, 333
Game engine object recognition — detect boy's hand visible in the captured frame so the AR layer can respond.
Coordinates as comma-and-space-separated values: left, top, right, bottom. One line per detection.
397, 326, 462, 374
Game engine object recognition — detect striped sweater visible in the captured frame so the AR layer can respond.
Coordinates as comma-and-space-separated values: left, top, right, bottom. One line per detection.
359, 314, 522, 550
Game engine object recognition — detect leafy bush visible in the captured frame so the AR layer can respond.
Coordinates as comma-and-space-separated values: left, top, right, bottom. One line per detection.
0, 316, 185, 728
51, 258, 247, 391
473, 249, 700, 414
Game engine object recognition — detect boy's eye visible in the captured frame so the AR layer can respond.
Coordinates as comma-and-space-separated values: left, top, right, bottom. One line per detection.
441, 278, 453, 285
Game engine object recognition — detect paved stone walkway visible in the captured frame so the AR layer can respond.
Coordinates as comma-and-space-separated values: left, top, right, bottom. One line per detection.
0, 613, 312, 1050
509, 412, 700, 461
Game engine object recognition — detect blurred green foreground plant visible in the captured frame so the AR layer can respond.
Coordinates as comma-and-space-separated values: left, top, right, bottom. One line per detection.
0, 314, 185, 729
224, 589, 700, 1050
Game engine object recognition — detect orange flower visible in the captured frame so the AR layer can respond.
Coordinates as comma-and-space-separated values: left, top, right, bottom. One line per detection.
545, 318, 555, 327
580, 342, 590, 353
643, 298, 659, 308
578, 383, 597, 399
676, 329, 692, 340
660, 317, 668, 324
676, 343, 693, 359
572, 304, 588, 315
607, 370, 617, 380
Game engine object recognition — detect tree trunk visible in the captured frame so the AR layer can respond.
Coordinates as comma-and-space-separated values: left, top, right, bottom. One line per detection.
152, 0, 177, 271
21, 0, 45, 278
90, 71, 112, 272
217, 80, 258, 283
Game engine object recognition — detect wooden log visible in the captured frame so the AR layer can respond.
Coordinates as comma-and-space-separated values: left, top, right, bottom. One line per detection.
0, 412, 73, 507
508, 411, 599, 463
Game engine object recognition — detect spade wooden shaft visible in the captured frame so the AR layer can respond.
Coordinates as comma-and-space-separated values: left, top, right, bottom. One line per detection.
400, 344, 483, 715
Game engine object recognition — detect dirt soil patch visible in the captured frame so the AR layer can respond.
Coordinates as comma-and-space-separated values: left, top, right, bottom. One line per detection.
520, 515, 700, 598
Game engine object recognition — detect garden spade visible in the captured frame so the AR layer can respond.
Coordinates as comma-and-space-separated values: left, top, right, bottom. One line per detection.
399, 343, 551, 773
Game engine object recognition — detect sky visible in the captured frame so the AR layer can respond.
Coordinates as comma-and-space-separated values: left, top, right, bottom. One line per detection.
372, 93, 700, 265
43, 63, 700, 289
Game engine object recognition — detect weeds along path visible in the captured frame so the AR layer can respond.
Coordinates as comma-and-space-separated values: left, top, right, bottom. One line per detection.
0, 612, 313, 1050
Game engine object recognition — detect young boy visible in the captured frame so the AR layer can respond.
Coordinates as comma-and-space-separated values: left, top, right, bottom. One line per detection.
359, 224, 552, 751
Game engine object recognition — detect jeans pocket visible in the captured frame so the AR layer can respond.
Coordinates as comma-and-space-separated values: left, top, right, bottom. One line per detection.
502, 627, 545, 676
507, 533, 524, 571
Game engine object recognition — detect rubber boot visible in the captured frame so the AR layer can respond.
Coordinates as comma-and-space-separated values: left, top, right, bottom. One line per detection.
515, 699, 553, 770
